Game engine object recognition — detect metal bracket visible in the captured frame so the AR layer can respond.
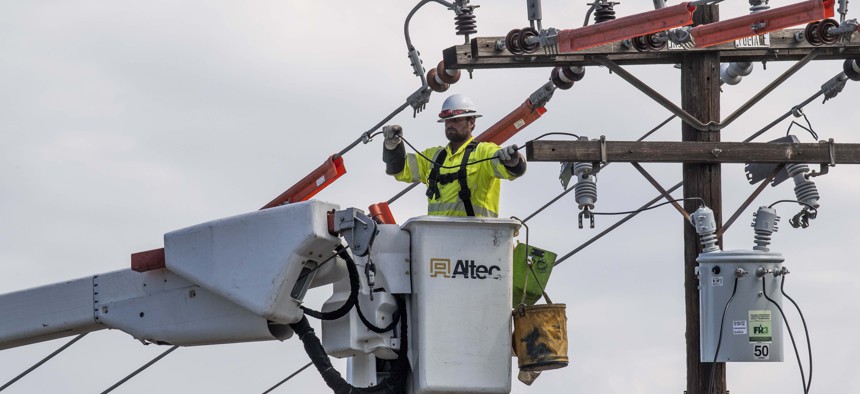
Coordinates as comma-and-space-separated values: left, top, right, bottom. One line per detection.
528, 81, 556, 109
578, 207, 595, 229
406, 86, 432, 117
333, 208, 378, 257
719, 163, 784, 238
744, 135, 799, 186
536, 28, 559, 53
822, 73, 848, 103
598, 135, 607, 166
808, 138, 836, 177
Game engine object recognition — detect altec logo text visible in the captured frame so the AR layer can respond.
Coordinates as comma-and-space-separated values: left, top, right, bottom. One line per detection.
430, 258, 501, 280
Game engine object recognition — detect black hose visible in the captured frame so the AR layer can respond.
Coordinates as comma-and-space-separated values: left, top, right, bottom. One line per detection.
290, 296, 409, 394
356, 298, 401, 334
301, 246, 359, 321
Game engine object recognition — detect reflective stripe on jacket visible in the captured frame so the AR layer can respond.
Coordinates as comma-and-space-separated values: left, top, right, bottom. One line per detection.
393, 137, 520, 217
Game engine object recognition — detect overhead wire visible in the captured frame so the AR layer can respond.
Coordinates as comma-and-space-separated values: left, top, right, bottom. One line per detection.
590, 198, 704, 216
335, 103, 411, 160
0, 333, 88, 392
521, 116, 677, 225
706, 276, 739, 394
500, 114, 681, 265
336, 0, 463, 161
545, 72, 842, 264
101, 345, 179, 394
262, 362, 313, 394
762, 277, 809, 394
272, 44, 837, 394
781, 275, 814, 393
401, 131, 587, 171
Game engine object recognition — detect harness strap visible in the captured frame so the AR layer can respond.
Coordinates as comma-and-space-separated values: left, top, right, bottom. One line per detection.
426, 149, 448, 200
458, 141, 478, 216
425, 141, 479, 216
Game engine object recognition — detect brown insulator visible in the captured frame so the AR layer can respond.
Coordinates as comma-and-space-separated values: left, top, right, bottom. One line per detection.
436, 61, 461, 84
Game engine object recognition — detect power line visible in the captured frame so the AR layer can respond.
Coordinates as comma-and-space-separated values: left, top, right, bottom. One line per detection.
537, 78, 836, 265
101, 345, 179, 394
261, 362, 313, 394
554, 181, 683, 266
0, 333, 88, 392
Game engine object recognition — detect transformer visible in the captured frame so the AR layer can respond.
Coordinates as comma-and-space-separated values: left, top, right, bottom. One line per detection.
698, 250, 785, 362
696, 206, 785, 362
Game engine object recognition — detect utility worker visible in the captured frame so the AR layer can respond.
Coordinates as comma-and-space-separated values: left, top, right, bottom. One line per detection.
381, 94, 526, 217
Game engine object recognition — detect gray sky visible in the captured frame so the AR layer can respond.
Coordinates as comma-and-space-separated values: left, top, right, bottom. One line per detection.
2, 1, 859, 393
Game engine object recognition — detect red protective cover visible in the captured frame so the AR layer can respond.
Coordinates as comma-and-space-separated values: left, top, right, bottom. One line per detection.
691, 0, 833, 48
261, 155, 347, 209
131, 248, 166, 272
557, 2, 696, 53
476, 99, 548, 145
369, 202, 397, 224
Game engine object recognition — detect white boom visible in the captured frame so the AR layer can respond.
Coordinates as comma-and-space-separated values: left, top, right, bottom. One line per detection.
0, 200, 522, 394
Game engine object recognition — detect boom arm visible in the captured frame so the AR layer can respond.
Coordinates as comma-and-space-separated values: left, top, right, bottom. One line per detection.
0, 201, 347, 350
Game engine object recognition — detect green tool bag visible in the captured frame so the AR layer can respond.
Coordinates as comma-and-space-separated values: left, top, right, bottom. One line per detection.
512, 242, 557, 308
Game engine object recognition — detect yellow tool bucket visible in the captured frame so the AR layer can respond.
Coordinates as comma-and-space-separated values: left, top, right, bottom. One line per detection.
512, 303, 569, 371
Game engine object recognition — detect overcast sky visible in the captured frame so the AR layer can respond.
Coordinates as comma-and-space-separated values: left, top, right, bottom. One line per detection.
2, 1, 859, 393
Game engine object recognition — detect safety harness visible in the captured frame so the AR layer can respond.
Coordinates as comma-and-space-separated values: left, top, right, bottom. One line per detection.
426, 140, 478, 216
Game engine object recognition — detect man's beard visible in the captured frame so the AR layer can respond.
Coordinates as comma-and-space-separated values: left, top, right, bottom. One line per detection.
446, 128, 469, 143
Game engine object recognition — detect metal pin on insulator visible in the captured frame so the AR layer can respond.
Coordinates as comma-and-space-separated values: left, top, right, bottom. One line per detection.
691, 206, 719, 253
720, 62, 753, 85
550, 66, 585, 90
786, 163, 820, 209
752, 206, 779, 252
844, 58, 860, 81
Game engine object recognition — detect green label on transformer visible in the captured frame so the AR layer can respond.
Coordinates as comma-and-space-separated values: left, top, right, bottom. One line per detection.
749, 310, 772, 343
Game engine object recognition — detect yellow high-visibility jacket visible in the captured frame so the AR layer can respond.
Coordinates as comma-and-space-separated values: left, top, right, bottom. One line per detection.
393, 137, 521, 217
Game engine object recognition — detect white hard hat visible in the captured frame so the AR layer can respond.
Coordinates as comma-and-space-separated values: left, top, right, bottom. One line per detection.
437, 94, 483, 123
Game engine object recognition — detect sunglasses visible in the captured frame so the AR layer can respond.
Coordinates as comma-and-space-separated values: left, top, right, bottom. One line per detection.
438, 109, 475, 119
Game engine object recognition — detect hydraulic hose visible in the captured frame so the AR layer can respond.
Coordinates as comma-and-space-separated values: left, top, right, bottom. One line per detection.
290, 296, 409, 394
301, 246, 359, 321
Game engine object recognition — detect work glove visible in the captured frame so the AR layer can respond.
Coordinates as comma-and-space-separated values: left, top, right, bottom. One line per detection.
383, 125, 403, 150
497, 144, 520, 166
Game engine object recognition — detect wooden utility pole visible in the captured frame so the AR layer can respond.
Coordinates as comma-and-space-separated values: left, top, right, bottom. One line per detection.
445, 3, 860, 393
682, 5, 723, 394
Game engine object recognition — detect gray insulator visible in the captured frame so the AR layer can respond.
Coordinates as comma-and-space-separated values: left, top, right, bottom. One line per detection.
720, 62, 753, 85
752, 206, 779, 251
574, 162, 596, 207
786, 163, 821, 209
573, 162, 597, 209
691, 206, 719, 253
